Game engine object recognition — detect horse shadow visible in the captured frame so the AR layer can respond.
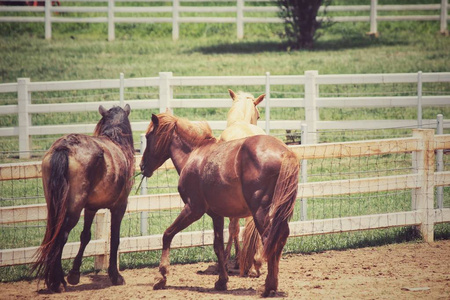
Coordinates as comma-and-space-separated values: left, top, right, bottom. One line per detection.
37, 274, 112, 294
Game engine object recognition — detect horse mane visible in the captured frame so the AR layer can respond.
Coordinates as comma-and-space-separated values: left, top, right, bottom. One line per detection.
93, 106, 134, 151
227, 92, 259, 126
147, 113, 216, 153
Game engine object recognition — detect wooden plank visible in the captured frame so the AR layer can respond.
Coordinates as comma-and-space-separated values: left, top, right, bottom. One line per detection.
126, 193, 184, 213
0, 239, 106, 267
298, 174, 420, 199
0, 161, 42, 181
316, 120, 439, 130
317, 96, 450, 108
434, 171, 450, 187
0, 192, 183, 225
169, 76, 266, 86
290, 137, 420, 160
434, 208, 450, 224
0, 83, 17, 93
317, 73, 418, 85
28, 79, 121, 92
434, 134, 450, 150
289, 211, 421, 237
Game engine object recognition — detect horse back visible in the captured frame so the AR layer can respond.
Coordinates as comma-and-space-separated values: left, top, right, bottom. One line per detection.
43, 134, 134, 211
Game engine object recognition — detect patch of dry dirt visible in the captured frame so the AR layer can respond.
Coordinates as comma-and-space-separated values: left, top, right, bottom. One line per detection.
2, 240, 449, 299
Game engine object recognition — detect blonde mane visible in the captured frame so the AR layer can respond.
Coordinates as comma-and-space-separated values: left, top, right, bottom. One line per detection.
147, 113, 216, 153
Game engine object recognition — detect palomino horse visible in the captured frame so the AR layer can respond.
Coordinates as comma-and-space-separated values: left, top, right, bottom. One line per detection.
219, 89, 265, 276
140, 113, 299, 297
32, 105, 135, 292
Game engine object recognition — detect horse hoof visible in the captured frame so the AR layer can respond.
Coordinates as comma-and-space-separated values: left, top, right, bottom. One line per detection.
67, 270, 80, 285
259, 286, 280, 298
248, 269, 261, 278
48, 282, 63, 293
153, 275, 166, 290
111, 274, 126, 286
214, 280, 227, 291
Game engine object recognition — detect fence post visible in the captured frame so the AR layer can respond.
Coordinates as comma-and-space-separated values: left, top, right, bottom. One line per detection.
18, 78, 31, 159
300, 123, 308, 221
108, 0, 115, 42
411, 129, 435, 243
44, 0, 51, 40
265, 71, 270, 134
140, 134, 148, 236
440, 0, 449, 35
304, 70, 318, 144
417, 71, 423, 128
237, 0, 244, 39
436, 114, 444, 209
369, 0, 378, 36
94, 210, 111, 270
119, 72, 124, 107
172, 0, 180, 41
159, 72, 173, 113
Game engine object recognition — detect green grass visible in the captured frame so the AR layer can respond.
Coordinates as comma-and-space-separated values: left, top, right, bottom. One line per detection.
0, 0, 449, 282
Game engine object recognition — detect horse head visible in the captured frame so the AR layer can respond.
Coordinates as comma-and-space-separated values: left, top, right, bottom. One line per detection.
94, 104, 134, 150
140, 113, 174, 177
228, 89, 265, 126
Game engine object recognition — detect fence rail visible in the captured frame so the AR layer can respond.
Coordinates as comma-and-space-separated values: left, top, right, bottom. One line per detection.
1, 129, 449, 267
0, 0, 448, 40
1, 70, 450, 158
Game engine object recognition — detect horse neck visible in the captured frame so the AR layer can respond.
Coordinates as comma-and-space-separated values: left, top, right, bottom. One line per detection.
100, 128, 135, 161
167, 125, 214, 174
168, 132, 196, 174
227, 100, 255, 126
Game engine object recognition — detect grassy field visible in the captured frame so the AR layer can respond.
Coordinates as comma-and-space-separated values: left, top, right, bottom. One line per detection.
0, 0, 449, 282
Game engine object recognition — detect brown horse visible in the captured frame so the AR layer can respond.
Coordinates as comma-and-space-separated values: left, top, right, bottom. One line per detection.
219, 89, 265, 276
140, 113, 299, 297
32, 105, 135, 292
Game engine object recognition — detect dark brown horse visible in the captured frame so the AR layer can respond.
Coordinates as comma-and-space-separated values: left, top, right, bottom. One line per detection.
32, 105, 135, 292
140, 113, 299, 297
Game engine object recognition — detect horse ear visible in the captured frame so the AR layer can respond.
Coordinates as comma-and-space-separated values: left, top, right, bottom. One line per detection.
254, 94, 265, 106
228, 89, 237, 101
99, 105, 108, 117
124, 104, 131, 116
151, 114, 159, 128
165, 107, 173, 115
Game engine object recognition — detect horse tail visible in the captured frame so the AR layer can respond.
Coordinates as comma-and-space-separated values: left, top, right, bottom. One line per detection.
262, 151, 299, 259
31, 146, 70, 287
239, 216, 263, 277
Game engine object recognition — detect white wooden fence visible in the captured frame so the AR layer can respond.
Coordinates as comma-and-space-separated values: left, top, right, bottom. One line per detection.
0, 129, 449, 268
1, 70, 449, 158
0, 0, 448, 41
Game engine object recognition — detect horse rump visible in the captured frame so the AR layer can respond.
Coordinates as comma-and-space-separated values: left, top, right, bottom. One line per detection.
262, 151, 299, 259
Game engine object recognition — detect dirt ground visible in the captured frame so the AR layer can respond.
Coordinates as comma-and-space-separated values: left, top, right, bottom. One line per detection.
2, 240, 449, 300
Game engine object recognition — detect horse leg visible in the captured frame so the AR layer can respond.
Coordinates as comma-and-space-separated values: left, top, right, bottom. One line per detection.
108, 204, 127, 286
251, 236, 264, 278
48, 213, 80, 292
154, 204, 204, 290
262, 221, 289, 297
225, 217, 240, 269
67, 209, 96, 285
210, 213, 228, 291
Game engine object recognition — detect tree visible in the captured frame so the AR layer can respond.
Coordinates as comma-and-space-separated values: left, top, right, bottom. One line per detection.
277, 0, 328, 49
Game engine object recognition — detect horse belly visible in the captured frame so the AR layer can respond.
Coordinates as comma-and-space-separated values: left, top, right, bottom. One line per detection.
204, 186, 251, 218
